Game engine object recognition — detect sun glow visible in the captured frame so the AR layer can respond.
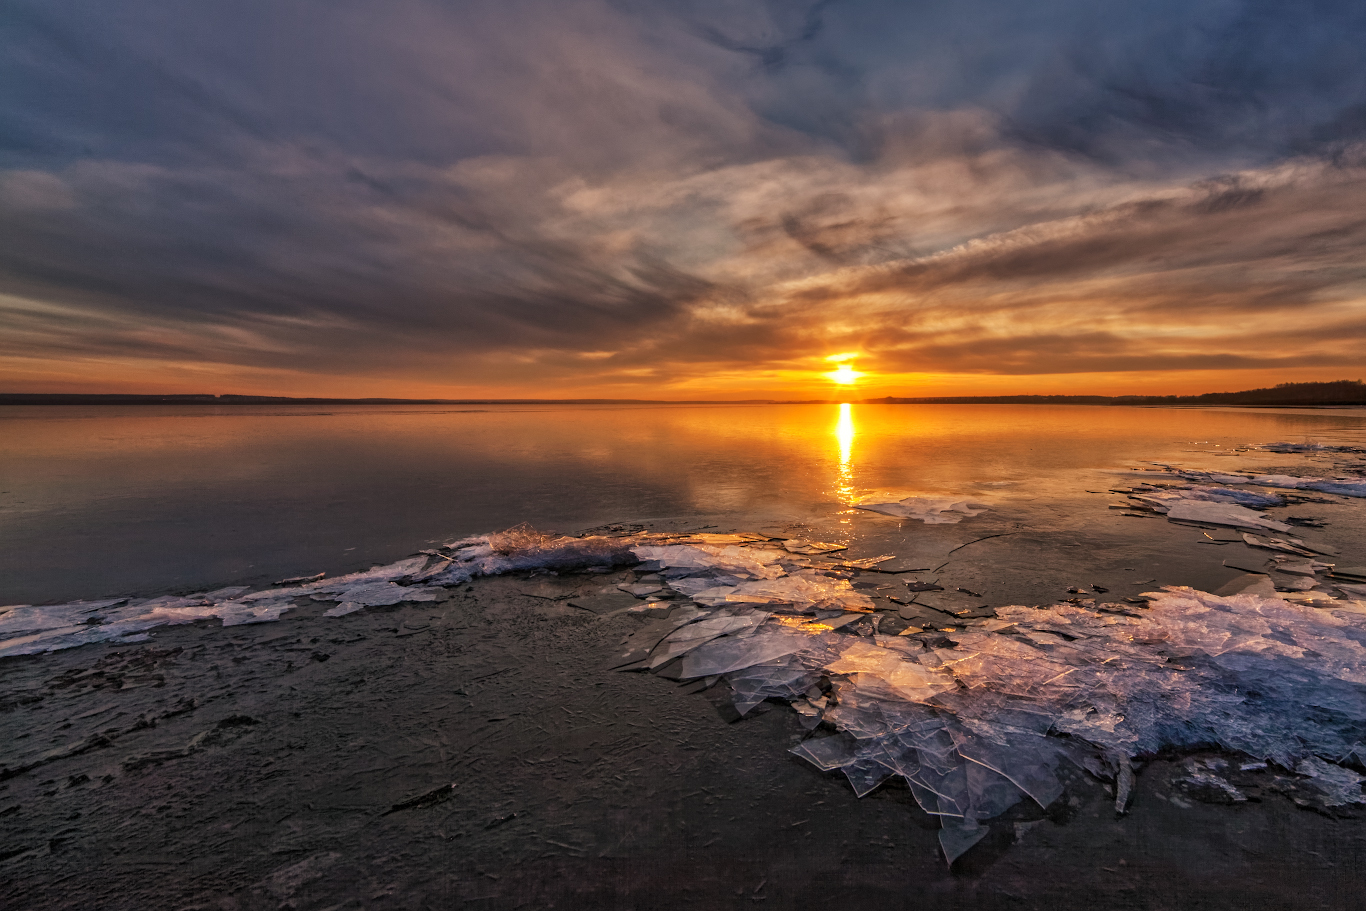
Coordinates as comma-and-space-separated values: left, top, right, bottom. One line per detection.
824, 353, 864, 386
829, 364, 860, 384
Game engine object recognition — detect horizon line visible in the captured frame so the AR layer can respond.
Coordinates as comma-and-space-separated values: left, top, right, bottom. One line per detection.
2, 380, 1364, 408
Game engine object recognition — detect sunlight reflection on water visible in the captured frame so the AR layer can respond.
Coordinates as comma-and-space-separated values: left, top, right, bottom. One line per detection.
835, 403, 856, 508
2, 402, 1364, 602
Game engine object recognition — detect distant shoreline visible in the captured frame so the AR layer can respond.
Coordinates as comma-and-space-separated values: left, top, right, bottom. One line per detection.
2, 380, 1364, 409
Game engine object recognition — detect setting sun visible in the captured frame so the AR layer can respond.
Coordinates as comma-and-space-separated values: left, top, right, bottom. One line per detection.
827, 363, 863, 385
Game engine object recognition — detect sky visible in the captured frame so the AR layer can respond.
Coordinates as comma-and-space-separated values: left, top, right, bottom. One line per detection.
2, 0, 1365, 400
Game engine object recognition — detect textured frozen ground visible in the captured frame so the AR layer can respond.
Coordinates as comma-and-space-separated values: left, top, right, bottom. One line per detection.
6, 569, 1366, 911
4, 442, 1366, 898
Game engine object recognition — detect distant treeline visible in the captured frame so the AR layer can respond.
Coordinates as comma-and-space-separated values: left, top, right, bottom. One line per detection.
872, 380, 1366, 407
2, 380, 1363, 407
0, 393, 774, 406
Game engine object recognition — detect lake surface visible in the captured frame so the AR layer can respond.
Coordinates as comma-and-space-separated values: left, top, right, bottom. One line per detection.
3, 403, 1365, 604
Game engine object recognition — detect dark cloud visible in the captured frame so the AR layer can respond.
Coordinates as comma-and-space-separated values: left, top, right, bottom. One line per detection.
1, 0, 1365, 394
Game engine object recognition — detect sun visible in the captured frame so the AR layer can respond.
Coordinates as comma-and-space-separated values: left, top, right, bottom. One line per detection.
823, 354, 864, 385
829, 364, 860, 384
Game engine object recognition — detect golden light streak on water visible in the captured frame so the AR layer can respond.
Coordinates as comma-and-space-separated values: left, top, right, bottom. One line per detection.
835, 403, 856, 514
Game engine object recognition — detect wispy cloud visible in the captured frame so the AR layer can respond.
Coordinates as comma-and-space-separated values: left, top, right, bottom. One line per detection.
2, 0, 1365, 395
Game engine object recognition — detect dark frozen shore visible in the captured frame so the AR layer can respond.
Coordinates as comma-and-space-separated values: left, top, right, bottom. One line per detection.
5, 438, 1366, 909
4, 564, 1366, 911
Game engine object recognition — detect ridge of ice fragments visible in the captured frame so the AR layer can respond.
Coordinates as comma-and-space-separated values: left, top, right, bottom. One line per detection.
1165, 469, 1366, 498
854, 496, 988, 524
1127, 486, 1285, 511
1262, 442, 1362, 454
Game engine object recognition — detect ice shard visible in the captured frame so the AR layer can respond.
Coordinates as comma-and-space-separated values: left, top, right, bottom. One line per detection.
855, 496, 988, 524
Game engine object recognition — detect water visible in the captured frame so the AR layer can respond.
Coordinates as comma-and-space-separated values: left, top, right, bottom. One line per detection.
2, 402, 1364, 604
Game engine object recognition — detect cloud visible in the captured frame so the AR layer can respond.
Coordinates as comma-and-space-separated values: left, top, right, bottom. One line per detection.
1, 0, 1365, 395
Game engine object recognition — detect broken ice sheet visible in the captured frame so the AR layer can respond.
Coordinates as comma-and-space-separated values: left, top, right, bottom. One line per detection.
726, 659, 819, 715
855, 496, 988, 524
309, 581, 442, 610
0, 598, 128, 635
1294, 757, 1365, 807
650, 577, 1366, 861
1131, 485, 1287, 512
783, 539, 848, 555
678, 628, 813, 678
647, 610, 771, 669
0, 588, 310, 656
1239, 533, 1318, 557
687, 571, 875, 613
790, 734, 858, 771
1164, 500, 1294, 533
612, 607, 704, 668
938, 820, 989, 864
617, 582, 663, 597
1168, 468, 1366, 499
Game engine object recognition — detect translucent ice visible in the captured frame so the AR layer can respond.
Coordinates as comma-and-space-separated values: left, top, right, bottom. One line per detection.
1164, 501, 1293, 532
783, 539, 848, 555
855, 496, 988, 524
614, 577, 1366, 860
1128, 486, 1285, 511
687, 571, 874, 613
630, 544, 789, 581
1169, 469, 1366, 498
309, 581, 441, 609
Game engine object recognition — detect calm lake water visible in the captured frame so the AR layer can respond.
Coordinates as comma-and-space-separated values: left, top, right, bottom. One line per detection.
3, 403, 1365, 604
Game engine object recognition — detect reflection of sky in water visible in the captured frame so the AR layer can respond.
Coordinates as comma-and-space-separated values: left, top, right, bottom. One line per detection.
2, 403, 1366, 603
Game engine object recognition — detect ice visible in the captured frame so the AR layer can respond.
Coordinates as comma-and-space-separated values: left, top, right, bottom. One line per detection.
647, 610, 771, 669
1164, 500, 1294, 532
1263, 442, 1360, 453
0, 598, 127, 635
675, 532, 776, 545
611, 607, 704, 668
1294, 757, 1365, 806
790, 735, 858, 771
937, 820, 988, 864
643, 575, 1366, 860
215, 598, 299, 626
783, 539, 848, 555
1169, 469, 1366, 498
1127, 486, 1285, 512
431, 530, 640, 584
855, 496, 988, 524
825, 639, 956, 703
678, 628, 810, 677
309, 581, 441, 609
311, 556, 434, 590
0, 589, 311, 656
727, 660, 819, 715
1240, 533, 1317, 557
12, 503, 1366, 864
0, 555, 449, 655
686, 571, 874, 613
631, 544, 789, 581
842, 757, 895, 797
